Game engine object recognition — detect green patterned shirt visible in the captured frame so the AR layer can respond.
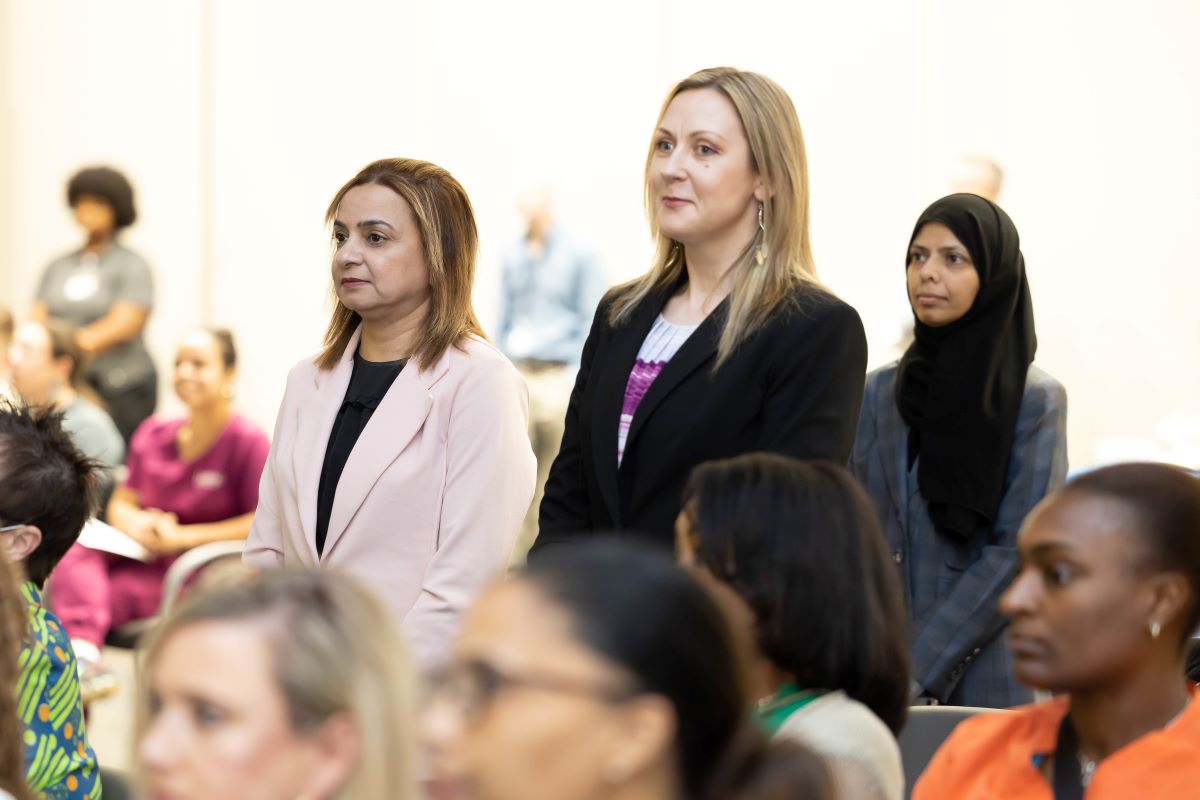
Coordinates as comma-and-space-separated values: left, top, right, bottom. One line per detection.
17, 582, 101, 799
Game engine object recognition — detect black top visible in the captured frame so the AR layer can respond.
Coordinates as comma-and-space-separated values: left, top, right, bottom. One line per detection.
315, 350, 407, 555
895, 194, 1036, 542
532, 278, 867, 555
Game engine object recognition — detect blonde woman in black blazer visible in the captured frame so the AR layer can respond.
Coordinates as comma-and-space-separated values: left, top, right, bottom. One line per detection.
533, 67, 867, 553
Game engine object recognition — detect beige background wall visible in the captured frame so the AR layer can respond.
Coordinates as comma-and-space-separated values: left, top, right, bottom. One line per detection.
2, 0, 1198, 468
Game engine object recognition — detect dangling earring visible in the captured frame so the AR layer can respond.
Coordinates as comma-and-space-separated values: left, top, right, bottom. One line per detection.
755, 202, 767, 267
1149, 620, 1162, 639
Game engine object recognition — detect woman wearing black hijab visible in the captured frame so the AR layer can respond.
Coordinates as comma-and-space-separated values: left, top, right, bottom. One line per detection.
850, 194, 1068, 708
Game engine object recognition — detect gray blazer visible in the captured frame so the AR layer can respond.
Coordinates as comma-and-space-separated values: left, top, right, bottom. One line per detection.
850, 363, 1067, 708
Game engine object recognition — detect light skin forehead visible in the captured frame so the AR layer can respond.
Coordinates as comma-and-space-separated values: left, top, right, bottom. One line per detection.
334, 183, 418, 230
152, 620, 289, 718
14, 322, 51, 354
660, 88, 749, 145
177, 330, 223, 361
456, 581, 618, 680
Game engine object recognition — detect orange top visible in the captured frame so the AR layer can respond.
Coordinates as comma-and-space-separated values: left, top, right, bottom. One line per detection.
913, 687, 1200, 799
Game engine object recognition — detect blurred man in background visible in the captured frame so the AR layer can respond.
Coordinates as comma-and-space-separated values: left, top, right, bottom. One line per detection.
496, 185, 605, 561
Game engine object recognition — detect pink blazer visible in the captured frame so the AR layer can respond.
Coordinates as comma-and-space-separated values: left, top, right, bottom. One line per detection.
245, 328, 535, 666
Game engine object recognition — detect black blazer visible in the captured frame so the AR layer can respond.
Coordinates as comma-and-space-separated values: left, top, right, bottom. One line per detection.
533, 280, 868, 553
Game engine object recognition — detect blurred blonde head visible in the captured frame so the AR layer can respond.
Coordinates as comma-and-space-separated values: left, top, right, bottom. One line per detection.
137, 569, 417, 800
610, 66, 819, 368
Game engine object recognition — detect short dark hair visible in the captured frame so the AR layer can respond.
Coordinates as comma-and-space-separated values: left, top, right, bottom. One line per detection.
205, 328, 237, 370
0, 401, 98, 585
520, 541, 833, 800
66, 166, 137, 230
1065, 463, 1200, 642
682, 454, 911, 734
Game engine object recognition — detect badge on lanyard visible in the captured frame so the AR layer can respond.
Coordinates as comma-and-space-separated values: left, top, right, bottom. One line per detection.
62, 255, 101, 302
194, 470, 226, 490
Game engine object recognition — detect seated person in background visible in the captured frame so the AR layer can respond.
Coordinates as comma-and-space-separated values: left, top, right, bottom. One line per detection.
424, 540, 835, 800
0, 309, 12, 401
49, 328, 269, 672
677, 454, 909, 800
915, 463, 1200, 799
0, 554, 33, 800
0, 401, 101, 799
138, 569, 418, 800
8, 318, 124, 507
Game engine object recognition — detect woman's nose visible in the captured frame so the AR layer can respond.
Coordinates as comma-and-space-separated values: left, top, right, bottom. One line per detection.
999, 569, 1036, 618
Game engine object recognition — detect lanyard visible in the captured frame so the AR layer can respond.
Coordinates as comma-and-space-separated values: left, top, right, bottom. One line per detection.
1052, 714, 1087, 800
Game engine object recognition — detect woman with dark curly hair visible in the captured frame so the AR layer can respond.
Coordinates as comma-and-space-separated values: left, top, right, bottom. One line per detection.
31, 165, 157, 444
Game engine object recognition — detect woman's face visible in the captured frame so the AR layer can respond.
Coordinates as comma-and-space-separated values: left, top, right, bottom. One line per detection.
173, 331, 232, 411
139, 621, 353, 800
72, 195, 116, 238
331, 183, 432, 325
7, 322, 64, 406
1000, 492, 1185, 692
649, 88, 763, 252
906, 221, 980, 327
423, 581, 670, 800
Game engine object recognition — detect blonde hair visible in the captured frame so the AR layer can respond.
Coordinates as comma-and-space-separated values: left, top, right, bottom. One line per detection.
137, 569, 418, 800
609, 67, 820, 368
317, 158, 485, 371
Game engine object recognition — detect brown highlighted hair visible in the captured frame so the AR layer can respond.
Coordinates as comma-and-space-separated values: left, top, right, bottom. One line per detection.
317, 158, 485, 371
0, 555, 32, 800
609, 67, 820, 369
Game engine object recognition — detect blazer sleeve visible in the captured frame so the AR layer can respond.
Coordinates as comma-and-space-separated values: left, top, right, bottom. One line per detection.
910, 376, 1069, 700
531, 299, 606, 555
243, 368, 300, 570
756, 299, 868, 462
848, 368, 881, 481
403, 356, 536, 667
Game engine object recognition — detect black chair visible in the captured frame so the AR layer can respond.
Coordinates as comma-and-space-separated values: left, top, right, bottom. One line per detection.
1186, 636, 1200, 683
99, 767, 134, 800
898, 705, 1001, 799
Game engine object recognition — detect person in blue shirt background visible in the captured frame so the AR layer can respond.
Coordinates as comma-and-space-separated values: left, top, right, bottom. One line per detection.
496, 185, 605, 561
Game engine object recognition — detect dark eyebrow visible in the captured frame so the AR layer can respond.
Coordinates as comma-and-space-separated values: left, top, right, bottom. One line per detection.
1022, 541, 1079, 560
655, 127, 728, 142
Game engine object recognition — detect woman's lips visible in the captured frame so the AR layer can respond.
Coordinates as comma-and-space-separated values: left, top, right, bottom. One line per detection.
662, 197, 692, 208
340, 278, 369, 287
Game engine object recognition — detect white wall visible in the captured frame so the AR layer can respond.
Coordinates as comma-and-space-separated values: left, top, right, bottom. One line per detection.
2, 0, 1198, 468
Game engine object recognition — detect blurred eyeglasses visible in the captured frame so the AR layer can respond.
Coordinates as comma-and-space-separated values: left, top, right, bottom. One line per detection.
428, 658, 638, 720
0, 524, 28, 534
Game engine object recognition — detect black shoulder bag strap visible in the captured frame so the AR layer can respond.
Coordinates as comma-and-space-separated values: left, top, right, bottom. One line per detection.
1052, 713, 1087, 800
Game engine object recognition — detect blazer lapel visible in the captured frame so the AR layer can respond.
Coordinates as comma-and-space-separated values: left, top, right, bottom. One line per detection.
590, 289, 668, 526
620, 298, 725, 465
293, 330, 359, 562
320, 348, 446, 560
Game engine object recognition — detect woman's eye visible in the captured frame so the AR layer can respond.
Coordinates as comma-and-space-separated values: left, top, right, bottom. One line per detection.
697, 144, 715, 155
656, 139, 673, 152
367, 233, 385, 244
332, 231, 347, 244
193, 702, 226, 728
909, 251, 925, 264
1044, 564, 1074, 586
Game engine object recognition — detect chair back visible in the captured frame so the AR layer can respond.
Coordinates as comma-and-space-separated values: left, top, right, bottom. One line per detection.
899, 705, 1000, 799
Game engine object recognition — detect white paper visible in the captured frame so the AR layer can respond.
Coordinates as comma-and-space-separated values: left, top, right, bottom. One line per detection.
77, 518, 152, 563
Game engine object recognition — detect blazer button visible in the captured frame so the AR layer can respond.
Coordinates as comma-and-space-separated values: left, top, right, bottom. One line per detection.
893, 550, 904, 564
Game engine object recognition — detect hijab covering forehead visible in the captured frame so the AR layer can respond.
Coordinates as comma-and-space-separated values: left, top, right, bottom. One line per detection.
895, 193, 1037, 541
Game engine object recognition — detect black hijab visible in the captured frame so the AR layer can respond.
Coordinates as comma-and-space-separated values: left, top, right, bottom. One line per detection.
895, 194, 1036, 541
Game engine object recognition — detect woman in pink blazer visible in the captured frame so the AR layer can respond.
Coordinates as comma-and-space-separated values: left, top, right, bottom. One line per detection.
245, 158, 536, 667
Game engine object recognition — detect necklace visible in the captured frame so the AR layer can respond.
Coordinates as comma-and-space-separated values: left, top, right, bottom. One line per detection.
1075, 696, 1191, 788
